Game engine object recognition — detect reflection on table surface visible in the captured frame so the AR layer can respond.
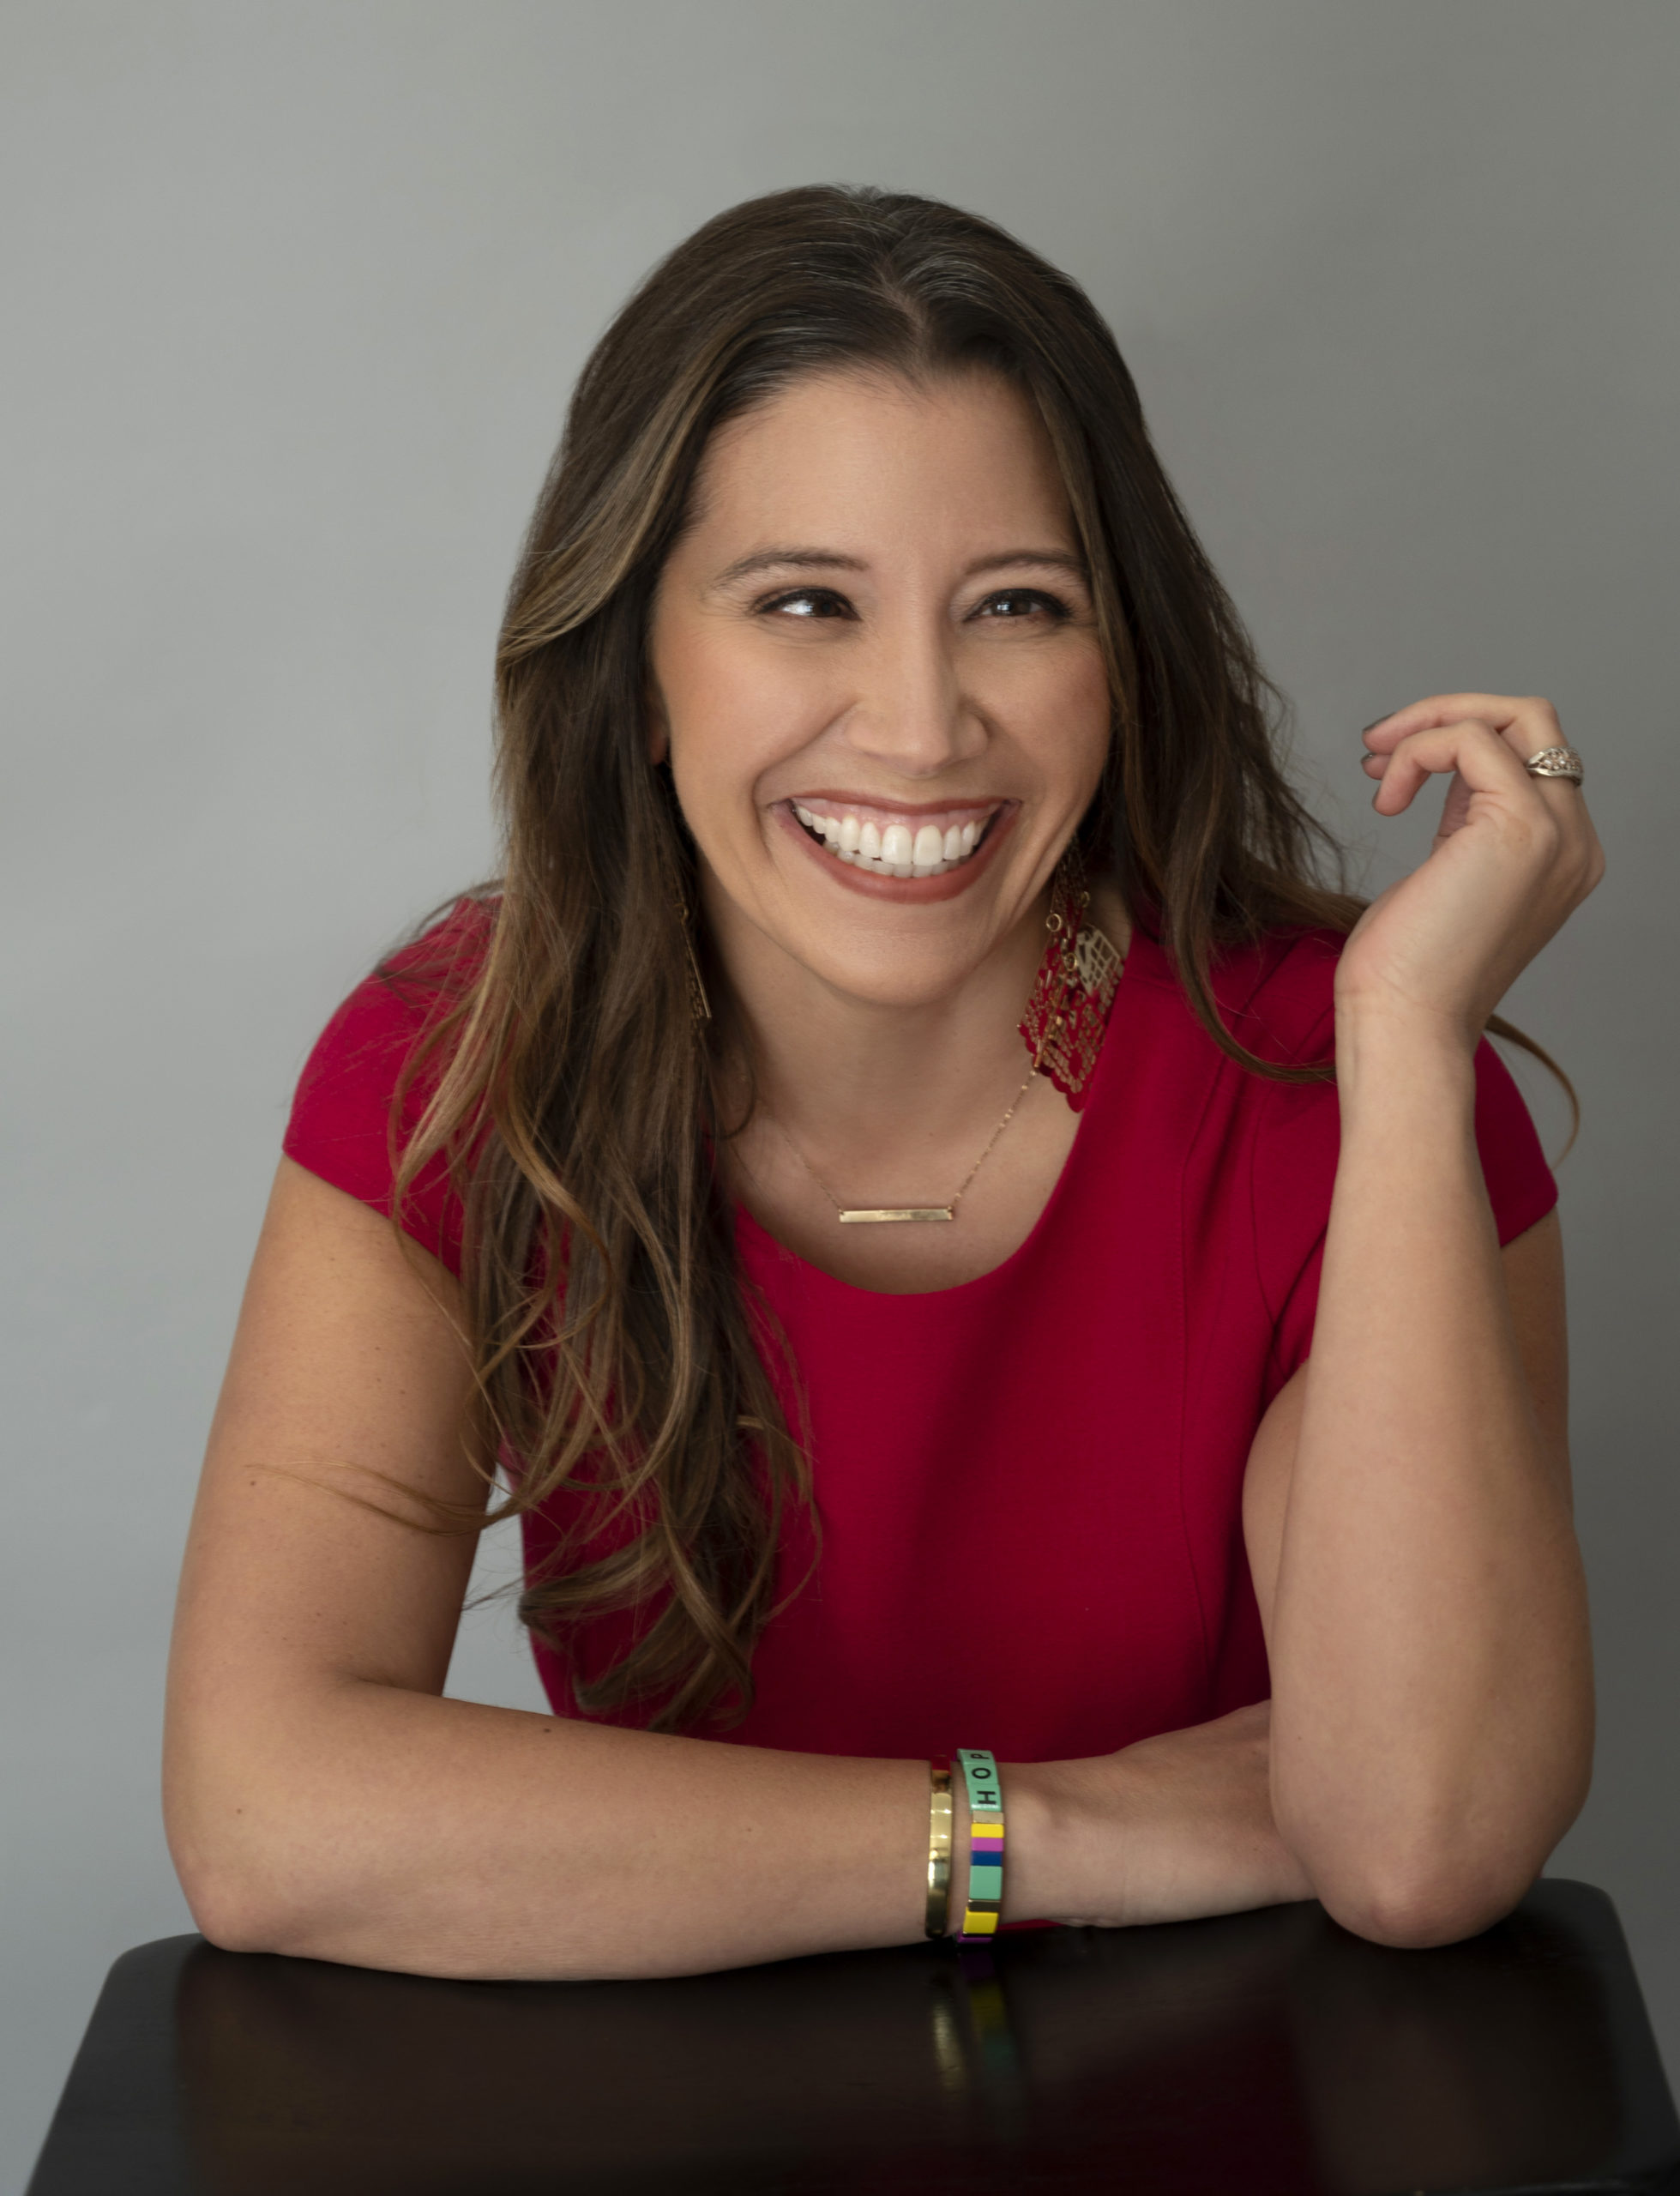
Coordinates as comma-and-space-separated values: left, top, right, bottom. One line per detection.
33, 1880, 1680, 2195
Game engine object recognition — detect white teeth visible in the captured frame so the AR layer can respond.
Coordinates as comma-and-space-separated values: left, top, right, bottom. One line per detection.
794, 803, 994, 878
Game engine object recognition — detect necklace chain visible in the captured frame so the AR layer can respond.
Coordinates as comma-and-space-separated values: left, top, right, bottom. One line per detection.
771, 1059, 1040, 1225
762, 865, 1117, 1225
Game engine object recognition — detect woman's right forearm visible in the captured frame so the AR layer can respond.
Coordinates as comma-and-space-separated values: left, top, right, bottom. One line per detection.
168, 1680, 938, 1980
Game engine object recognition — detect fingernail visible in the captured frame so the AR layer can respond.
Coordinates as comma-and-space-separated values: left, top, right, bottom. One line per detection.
1360, 715, 1394, 735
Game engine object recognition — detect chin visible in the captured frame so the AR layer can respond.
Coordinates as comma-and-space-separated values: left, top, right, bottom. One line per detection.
796, 941, 1000, 1012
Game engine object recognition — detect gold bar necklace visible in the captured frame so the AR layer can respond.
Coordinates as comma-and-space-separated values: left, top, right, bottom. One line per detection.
774, 1060, 1040, 1225
839, 1205, 954, 1225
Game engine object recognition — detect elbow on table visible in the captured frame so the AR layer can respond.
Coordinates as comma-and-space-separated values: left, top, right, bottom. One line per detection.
181, 1869, 284, 1957
1300, 1772, 1593, 1949
166, 1786, 315, 1960
1315, 1849, 1541, 1952
172, 1836, 306, 1958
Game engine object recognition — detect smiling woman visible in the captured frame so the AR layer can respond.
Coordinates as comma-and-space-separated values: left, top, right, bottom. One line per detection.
162, 186, 1601, 1982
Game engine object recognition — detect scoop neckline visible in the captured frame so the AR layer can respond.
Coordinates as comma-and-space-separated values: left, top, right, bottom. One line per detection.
731, 929, 1154, 1305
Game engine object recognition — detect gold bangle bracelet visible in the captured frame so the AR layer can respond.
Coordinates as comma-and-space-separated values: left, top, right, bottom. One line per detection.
925, 1759, 954, 1939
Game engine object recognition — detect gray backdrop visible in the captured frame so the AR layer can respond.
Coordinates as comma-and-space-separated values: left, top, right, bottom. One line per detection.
3, 3, 1675, 2184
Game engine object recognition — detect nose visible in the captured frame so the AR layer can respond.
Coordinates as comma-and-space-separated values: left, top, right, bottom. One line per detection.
839, 610, 986, 778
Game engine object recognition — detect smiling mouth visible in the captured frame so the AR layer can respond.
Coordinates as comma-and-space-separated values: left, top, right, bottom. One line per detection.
788, 799, 1003, 880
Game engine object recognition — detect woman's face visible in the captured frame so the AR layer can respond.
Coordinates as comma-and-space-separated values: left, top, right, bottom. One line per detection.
647, 367, 1111, 1011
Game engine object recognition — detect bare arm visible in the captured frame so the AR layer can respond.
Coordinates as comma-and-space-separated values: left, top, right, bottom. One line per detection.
1250, 694, 1599, 1946
166, 1157, 936, 1980
1260, 1095, 1589, 1946
1246, 1209, 1584, 1947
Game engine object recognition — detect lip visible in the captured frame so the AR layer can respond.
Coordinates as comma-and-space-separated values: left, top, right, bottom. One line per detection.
773, 798, 1018, 903
785, 793, 1003, 824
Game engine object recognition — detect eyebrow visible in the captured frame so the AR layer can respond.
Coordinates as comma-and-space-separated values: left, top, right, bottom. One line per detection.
714, 547, 867, 586
712, 545, 1089, 588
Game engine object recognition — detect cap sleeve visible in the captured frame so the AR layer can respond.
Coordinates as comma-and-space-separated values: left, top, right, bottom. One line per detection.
282, 903, 489, 1276
1262, 1035, 1559, 1391
1472, 1038, 1561, 1246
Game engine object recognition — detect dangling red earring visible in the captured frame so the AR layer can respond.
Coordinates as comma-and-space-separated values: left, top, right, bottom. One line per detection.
1018, 854, 1123, 1111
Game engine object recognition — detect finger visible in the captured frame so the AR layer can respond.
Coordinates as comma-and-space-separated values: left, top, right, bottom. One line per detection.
1363, 696, 1589, 830
1361, 693, 1563, 760
1362, 708, 1604, 902
1368, 720, 1534, 817
1390, 702, 1593, 842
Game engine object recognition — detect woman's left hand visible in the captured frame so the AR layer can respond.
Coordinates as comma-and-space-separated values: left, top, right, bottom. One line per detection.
1340, 693, 1604, 1039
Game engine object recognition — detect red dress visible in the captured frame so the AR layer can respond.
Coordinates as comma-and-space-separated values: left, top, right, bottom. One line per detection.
284, 906, 1556, 1764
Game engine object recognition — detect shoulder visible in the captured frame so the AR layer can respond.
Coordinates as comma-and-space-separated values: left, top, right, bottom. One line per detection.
364, 891, 497, 1029
294, 895, 497, 1090
282, 895, 497, 1272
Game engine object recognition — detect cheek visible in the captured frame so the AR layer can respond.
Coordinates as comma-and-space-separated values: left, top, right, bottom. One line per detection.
656, 646, 796, 864
1008, 644, 1111, 795
651, 622, 735, 793
667, 669, 784, 810
662, 634, 835, 814
1069, 649, 1114, 748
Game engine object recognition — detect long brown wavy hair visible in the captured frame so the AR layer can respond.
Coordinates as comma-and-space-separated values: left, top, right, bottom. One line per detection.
391, 184, 1560, 1732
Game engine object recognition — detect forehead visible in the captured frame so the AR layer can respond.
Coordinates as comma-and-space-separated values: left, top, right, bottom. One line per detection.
682, 367, 1075, 557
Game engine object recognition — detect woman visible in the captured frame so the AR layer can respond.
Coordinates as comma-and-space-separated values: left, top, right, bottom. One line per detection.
164, 185, 1601, 1980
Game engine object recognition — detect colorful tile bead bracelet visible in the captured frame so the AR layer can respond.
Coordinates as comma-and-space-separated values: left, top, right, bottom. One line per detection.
924, 1748, 1005, 1941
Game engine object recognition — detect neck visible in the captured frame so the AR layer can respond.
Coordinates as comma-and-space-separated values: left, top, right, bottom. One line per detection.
705, 891, 1051, 1170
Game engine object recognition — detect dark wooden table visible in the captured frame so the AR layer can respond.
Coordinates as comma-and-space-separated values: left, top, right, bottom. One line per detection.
27, 1879, 1680, 2193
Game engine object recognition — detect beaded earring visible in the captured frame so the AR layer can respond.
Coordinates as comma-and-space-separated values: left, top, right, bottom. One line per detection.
1017, 853, 1123, 1110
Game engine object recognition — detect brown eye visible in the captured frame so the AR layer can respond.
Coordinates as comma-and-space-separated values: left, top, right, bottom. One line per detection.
761, 588, 854, 620
973, 588, 1069, 621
